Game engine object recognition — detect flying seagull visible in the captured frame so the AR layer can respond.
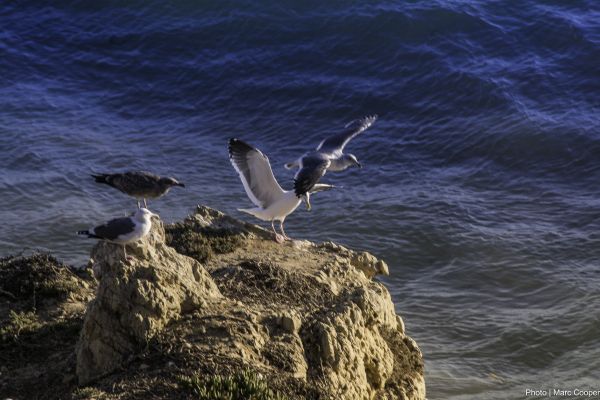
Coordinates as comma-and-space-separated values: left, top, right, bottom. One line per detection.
285, 114, 378, 173
228, 138, 334, 243
77, 208, 158, 259
92, 171, 185, 208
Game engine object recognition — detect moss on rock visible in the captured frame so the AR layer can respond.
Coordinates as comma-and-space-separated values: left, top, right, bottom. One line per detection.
0, 253, 82, 303
0, 253, 95, 400
165, 221, 244, 263
0, 310, 42, 340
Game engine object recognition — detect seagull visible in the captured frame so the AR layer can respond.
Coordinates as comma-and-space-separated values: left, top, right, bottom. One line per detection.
92, 171, 185, 208
228, 138, 334, 243
284, 115, 378, 173
77, 208, 159, 259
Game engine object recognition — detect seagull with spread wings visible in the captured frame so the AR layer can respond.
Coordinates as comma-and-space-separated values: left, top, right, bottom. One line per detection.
285, 115, 377, 172
286, 115, 378, 209
228, 138, 334, 243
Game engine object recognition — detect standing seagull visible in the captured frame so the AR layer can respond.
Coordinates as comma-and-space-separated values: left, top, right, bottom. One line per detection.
285, 115, 378, 172
92, 171, 185, 208
228, 138, 334, 243
77, 208, 159, 260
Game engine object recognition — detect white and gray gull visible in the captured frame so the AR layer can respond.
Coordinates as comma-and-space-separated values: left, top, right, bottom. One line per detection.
285, 115, 377, 207
228, 138, 334, 243
92, 171, 185, 208
77, 208, 158, 259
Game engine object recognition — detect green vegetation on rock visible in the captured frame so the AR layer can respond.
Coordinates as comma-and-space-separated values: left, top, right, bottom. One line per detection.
72, 387, 108, 400
0, 310, 41, 340
177, 369, 288, 400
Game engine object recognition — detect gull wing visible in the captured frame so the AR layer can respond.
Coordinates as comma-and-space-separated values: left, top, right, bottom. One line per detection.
316, 115, 378, 154
93, 171, 161, 194
92, 217, 136, 241
294, 153, 330, 197
228, 138, 285, 208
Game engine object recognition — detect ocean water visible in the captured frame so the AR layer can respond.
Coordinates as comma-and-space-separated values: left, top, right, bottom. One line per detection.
1, 1, 599, 398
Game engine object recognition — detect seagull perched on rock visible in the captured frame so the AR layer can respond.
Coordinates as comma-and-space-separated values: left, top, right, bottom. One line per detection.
77, 208, 159, 259
285, 114, 378, 173
228, 138, 334, 243
92, 171, 185, 208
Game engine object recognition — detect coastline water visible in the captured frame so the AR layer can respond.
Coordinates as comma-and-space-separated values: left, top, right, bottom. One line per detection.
1, 1, 599, 398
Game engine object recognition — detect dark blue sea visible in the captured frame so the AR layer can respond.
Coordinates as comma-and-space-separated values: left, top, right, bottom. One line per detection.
1, 1, 599, 398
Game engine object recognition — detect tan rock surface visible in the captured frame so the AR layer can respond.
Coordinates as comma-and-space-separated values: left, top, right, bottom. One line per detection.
76, 219, 221, 384
74, 205, 425, 399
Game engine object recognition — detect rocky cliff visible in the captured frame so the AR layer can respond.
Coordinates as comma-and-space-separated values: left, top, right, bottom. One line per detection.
1, 206, 425, 400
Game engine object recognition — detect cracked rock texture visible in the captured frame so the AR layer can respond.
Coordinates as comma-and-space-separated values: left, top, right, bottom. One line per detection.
75, 206, 425, 399
75, 219, 221, 384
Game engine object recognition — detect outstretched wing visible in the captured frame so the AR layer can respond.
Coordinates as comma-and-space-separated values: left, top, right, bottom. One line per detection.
317, 115, 378, 154
228, 138, 285, 208
294, 154, 330, 197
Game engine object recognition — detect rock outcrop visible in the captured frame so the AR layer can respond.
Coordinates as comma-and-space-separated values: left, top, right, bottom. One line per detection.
73, 206, 425, 399
76, 219, 221, 384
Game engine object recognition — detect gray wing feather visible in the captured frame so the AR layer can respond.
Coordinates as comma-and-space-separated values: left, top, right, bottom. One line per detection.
294, 154, 330, 197
94, 171, 163, 197
228, 139, 284, 208
111, 171, 161, 194
92, 217, 136, 241
316, 115, 378, 154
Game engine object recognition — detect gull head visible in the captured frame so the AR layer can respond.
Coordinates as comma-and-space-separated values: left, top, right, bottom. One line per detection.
136, 208, 159, 221
345, 153, 362, 169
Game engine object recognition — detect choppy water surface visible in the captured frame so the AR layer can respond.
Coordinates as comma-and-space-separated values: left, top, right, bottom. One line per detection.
1, 1, 600, 398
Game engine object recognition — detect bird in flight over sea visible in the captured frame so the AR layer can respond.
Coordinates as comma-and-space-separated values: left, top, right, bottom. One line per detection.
77, 208, 158, 260
288, 115, 377, 211
91, 171, 185, 208
228, 138, 334, 243
284, 115, 378, 175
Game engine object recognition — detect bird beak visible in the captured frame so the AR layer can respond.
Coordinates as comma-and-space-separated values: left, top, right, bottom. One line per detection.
177, 182, 185, 188
357, 162, 362, 169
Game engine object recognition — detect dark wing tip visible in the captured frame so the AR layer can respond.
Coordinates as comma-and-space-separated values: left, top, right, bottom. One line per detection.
293, 171, 317, 197
228, 138, 256, 158
293, 178, 309, 197
91, 173, 109, 183
228, 138, 238, 158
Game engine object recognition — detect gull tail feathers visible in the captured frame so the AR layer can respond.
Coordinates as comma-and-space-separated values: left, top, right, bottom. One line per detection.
91, 174, 111, 185
77, 230, 101, 239
238, 208, 264, 219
